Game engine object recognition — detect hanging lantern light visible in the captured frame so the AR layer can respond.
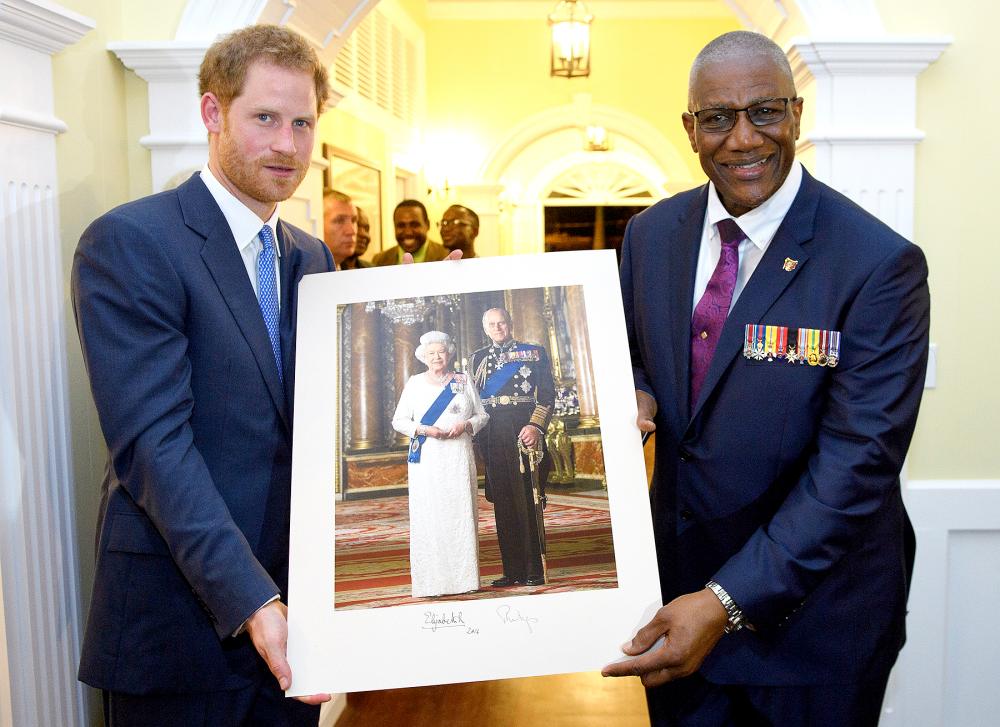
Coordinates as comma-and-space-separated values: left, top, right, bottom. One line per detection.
548, 0, 593, 78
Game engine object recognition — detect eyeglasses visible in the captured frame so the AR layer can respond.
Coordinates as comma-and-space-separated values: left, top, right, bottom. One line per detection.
438, 220, 472, 229
690, 97, 798, 133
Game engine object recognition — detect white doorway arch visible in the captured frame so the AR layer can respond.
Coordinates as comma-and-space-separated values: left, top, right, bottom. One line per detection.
481, 96, 693, 255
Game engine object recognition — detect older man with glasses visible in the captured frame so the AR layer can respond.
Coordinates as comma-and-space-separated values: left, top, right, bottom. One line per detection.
603, 30, 929, 727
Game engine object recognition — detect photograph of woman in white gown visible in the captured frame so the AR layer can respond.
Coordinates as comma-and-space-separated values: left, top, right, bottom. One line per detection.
391, 331, 490, 598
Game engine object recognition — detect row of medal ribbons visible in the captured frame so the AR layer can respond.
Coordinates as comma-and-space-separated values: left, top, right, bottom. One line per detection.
743, 324, 841, 367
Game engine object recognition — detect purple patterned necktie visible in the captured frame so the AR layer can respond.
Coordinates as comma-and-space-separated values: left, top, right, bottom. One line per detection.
690, 218, 744, 412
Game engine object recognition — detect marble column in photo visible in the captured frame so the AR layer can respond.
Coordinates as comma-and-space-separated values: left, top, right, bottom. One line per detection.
348, 303, 383, 450
392, 322, 422, 445
507, 288, 547, 347
566, 286, 599, 428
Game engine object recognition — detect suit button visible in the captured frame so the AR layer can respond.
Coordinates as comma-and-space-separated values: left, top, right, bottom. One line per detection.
678, 448, 692, 462
680, 509, 693, 521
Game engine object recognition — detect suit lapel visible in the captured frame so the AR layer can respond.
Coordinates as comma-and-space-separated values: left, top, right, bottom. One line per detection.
277, 221, 300, 416
688, 171, 821, 423
667, 188, 708, 420
179, 176, 290, 433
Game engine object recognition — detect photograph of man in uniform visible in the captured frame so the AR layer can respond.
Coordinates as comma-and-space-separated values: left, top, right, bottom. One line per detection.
470, 307, 555, 587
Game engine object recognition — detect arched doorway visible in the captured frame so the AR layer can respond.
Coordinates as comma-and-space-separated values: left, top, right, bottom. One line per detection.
541, 159, 657, 262
480, 98, 692, 255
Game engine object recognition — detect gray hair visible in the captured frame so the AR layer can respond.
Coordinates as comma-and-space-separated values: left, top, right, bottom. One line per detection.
689, 31, 795, 108
324, 188, 352, 204
414, 330, 455, 364
481, 307, 512, 327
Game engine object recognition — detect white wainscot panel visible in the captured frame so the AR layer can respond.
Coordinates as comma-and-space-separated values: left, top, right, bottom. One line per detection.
943, 530, 1000, 725
885, 481, 1000, 727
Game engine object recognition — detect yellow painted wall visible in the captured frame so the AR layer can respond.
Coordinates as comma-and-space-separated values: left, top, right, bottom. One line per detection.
873, 0, 998, 480
424, 16, 739, 189
318, 107, 395, 258
395, 0, 428, 28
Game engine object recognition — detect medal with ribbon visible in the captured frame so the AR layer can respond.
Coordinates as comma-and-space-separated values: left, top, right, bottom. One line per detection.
743, 324, 842, 367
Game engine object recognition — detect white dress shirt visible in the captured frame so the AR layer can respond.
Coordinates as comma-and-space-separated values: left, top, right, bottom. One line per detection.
200, 164, 282, 306
692, 161, 803, 314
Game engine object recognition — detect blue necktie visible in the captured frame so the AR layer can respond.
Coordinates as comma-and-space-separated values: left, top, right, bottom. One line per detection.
256, 225, 283, 382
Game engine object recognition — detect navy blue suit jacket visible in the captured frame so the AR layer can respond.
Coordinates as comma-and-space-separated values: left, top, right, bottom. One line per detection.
72, 173, 334, 693
621, 169, 929, 686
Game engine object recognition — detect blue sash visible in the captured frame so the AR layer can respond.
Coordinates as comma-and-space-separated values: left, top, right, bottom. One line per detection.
408, 382, 458, 463
480, 344, 537, 399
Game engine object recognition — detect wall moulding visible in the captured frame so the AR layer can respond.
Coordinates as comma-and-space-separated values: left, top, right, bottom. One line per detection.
107, 40, 210, 81
789, 36, 953, 74
0, 105, 67, 134
0, 0, 93, 54
806, 129, 926, 144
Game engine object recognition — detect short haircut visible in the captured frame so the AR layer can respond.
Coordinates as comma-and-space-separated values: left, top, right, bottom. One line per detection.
482, 307, 512, 327
394, 199, 429, 225
445, 204, 480, 230
199, 24, 331, 114
324, 189, 352, 204
689, 31, 795, 108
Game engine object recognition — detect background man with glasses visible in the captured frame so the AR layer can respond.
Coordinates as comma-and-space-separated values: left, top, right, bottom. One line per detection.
438, 204, 480, 258
604, 31, 929, 727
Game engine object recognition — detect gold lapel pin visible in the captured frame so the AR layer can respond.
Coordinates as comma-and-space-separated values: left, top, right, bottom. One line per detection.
782, 257, 798, 272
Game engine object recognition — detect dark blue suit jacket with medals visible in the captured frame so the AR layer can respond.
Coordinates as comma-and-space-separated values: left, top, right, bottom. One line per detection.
621, 168, 929, 686
72, 173, 334, 693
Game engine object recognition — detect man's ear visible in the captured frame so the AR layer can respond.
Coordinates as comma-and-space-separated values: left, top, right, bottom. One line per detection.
791, 96, 804, 141
201, 93, 223, 134
681, 112, 698, 153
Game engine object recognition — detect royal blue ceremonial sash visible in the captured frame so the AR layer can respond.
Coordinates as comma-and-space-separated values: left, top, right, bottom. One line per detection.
408, 383, 459, 463
480, 344, 537, 399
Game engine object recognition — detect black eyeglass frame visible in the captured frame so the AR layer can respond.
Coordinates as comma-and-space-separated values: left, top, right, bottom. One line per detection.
687, 97, 801, 133
437, 219, 473, 229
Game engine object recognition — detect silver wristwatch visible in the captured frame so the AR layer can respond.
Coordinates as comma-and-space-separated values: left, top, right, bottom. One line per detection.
706, 580, 747, 634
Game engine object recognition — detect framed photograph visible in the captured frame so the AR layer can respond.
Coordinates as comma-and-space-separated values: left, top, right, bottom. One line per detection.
323, 144, 383, 253
287, 250, 660, 695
